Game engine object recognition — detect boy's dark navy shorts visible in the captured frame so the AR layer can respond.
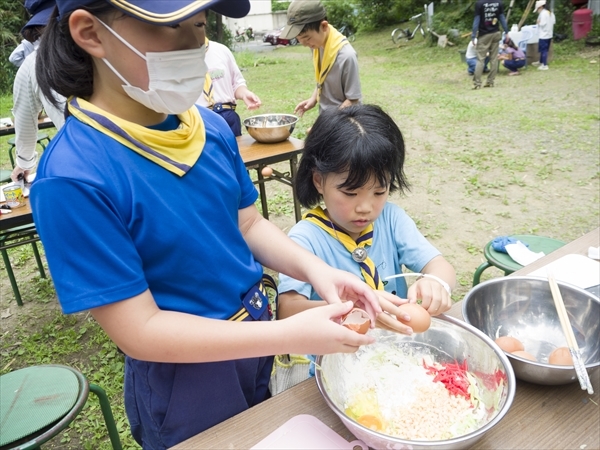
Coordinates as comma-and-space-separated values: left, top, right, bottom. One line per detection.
124, 282, 274, 449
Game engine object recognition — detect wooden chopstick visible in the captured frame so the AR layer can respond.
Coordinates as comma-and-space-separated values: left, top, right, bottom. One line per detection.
547, 271, 594, 394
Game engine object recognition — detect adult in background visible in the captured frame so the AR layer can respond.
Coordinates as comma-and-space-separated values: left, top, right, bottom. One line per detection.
533, 0, 555, 71
10, 0, 66, 183
499, 35, 526, 76
8, 0, 50, 67
280, 0, 361, 117
195, 23, 261, 136
471, 0, 509, 89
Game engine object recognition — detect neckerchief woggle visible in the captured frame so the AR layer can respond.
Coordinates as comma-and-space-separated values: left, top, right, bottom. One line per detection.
68, 97, 206, 176
313, 24, 348, 102
304, 206, 383, 290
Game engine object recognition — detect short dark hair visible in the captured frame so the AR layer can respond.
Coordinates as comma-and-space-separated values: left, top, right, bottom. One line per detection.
299, 18, 326, 35
36, 2, 120, 109
22, 26, 44, 43
295, 104, 410, 208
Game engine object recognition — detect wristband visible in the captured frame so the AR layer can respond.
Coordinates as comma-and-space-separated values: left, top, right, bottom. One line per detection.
384, 272, 451, 295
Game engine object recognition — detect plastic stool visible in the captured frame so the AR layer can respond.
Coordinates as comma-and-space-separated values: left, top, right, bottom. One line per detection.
0, 365, 122, 450
472, 234, 566, 286
0, 225, 47, 306
7, 133, 51, 168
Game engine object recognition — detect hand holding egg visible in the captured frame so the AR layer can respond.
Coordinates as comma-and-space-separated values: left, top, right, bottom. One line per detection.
396, 303, 431, 333
407, 274, 453, 316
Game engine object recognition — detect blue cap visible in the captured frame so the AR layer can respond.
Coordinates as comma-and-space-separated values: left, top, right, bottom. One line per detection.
23, 0, 55, 30
56, 0, 250, 24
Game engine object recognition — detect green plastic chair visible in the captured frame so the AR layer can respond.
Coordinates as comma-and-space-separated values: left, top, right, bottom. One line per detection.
472, 234, 566, 286
0, 365, 122, 450
0, 225, 46, 306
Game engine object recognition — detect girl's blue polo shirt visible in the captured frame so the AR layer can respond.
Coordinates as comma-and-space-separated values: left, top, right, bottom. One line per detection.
31, 107, 262, 318
278, 202, 441, 299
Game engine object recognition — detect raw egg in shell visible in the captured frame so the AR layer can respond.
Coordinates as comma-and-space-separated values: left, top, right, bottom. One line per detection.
511, 350, 537, 362
548, 347, 573, 366
495, 336, 525, 353
396, 303, 431, 333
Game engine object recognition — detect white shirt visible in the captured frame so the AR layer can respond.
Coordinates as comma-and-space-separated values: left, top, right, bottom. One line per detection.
195, 41, 246, 106
538, 9, 555, 40
466, 41, 477, 59
8, 39, 39, 68
13, 51, 66, 170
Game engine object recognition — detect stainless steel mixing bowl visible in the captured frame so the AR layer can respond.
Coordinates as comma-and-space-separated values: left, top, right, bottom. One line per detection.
462, 276, 600, 385
243, 114, 298, 143
316, 316, 516, 449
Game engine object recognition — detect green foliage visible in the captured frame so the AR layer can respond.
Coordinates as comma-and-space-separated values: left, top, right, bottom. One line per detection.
272, 0, 291, 13
0, 0, 27, 94
323, 1, 357, 29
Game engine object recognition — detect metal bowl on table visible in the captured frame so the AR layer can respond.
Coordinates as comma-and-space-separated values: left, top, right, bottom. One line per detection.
243, 114, 298, 144
316, 316, 516, 450
462, 276, 600, 385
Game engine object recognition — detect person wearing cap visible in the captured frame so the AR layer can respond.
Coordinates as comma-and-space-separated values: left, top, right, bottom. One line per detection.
471, 0, 509, 89
8, 0, 52, 68
280, 0, 361, 117
10, 0, 66, 183
195, 27, 261, 136
533, 0, 555, 71
31, 1, 383, 448
498, 34, 526, 76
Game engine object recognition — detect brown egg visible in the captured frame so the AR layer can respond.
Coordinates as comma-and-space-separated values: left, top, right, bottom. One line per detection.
341, 308, 371, 334
548, 347, 574, 366
495, 336, 525, 353
261, 166, 274, 177
396, 303, 431, 333
511, 350, 537, 362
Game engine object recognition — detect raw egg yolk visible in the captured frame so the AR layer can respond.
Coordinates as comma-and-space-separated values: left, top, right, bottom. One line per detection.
357, 415, 383, 431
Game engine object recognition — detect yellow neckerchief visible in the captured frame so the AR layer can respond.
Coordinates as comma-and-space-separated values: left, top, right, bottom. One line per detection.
203, 38, 214, 107
313, 24, 348, 102
304, 206, 383, 290
68, 96, 205, 176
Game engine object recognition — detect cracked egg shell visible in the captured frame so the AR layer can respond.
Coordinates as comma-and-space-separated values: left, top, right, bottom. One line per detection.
341, 308, 371, 334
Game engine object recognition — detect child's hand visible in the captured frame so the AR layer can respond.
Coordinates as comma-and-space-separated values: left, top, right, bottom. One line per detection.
308, 266, 382, 326
374, 290, 413, 335
242, 90, 261, 110
407, 277, 452, 315
284, 301, 376, 354
294, 98, 317, 117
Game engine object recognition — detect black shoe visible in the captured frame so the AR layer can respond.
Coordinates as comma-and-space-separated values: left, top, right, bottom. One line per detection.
473, 85, 481, 90
484, 83, 494, 88
483, 69, 490, 73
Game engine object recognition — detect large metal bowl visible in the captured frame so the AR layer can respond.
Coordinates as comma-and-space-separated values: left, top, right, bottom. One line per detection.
243, 114, 298, 143
316, 316, 516, 449
462, 276, 600, 385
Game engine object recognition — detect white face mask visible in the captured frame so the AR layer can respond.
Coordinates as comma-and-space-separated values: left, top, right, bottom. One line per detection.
97, 18, 207, 115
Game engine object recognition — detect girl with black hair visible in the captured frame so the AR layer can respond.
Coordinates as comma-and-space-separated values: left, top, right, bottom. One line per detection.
278, 104, 456, 336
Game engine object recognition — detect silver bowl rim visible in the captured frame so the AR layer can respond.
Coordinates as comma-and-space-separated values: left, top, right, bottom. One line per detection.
243, 113, 299, 127
315, 314, 517, 446
461, 275, 600, 370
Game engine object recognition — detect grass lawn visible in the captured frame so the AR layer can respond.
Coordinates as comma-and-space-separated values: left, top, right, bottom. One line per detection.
0, 26, 598, 449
